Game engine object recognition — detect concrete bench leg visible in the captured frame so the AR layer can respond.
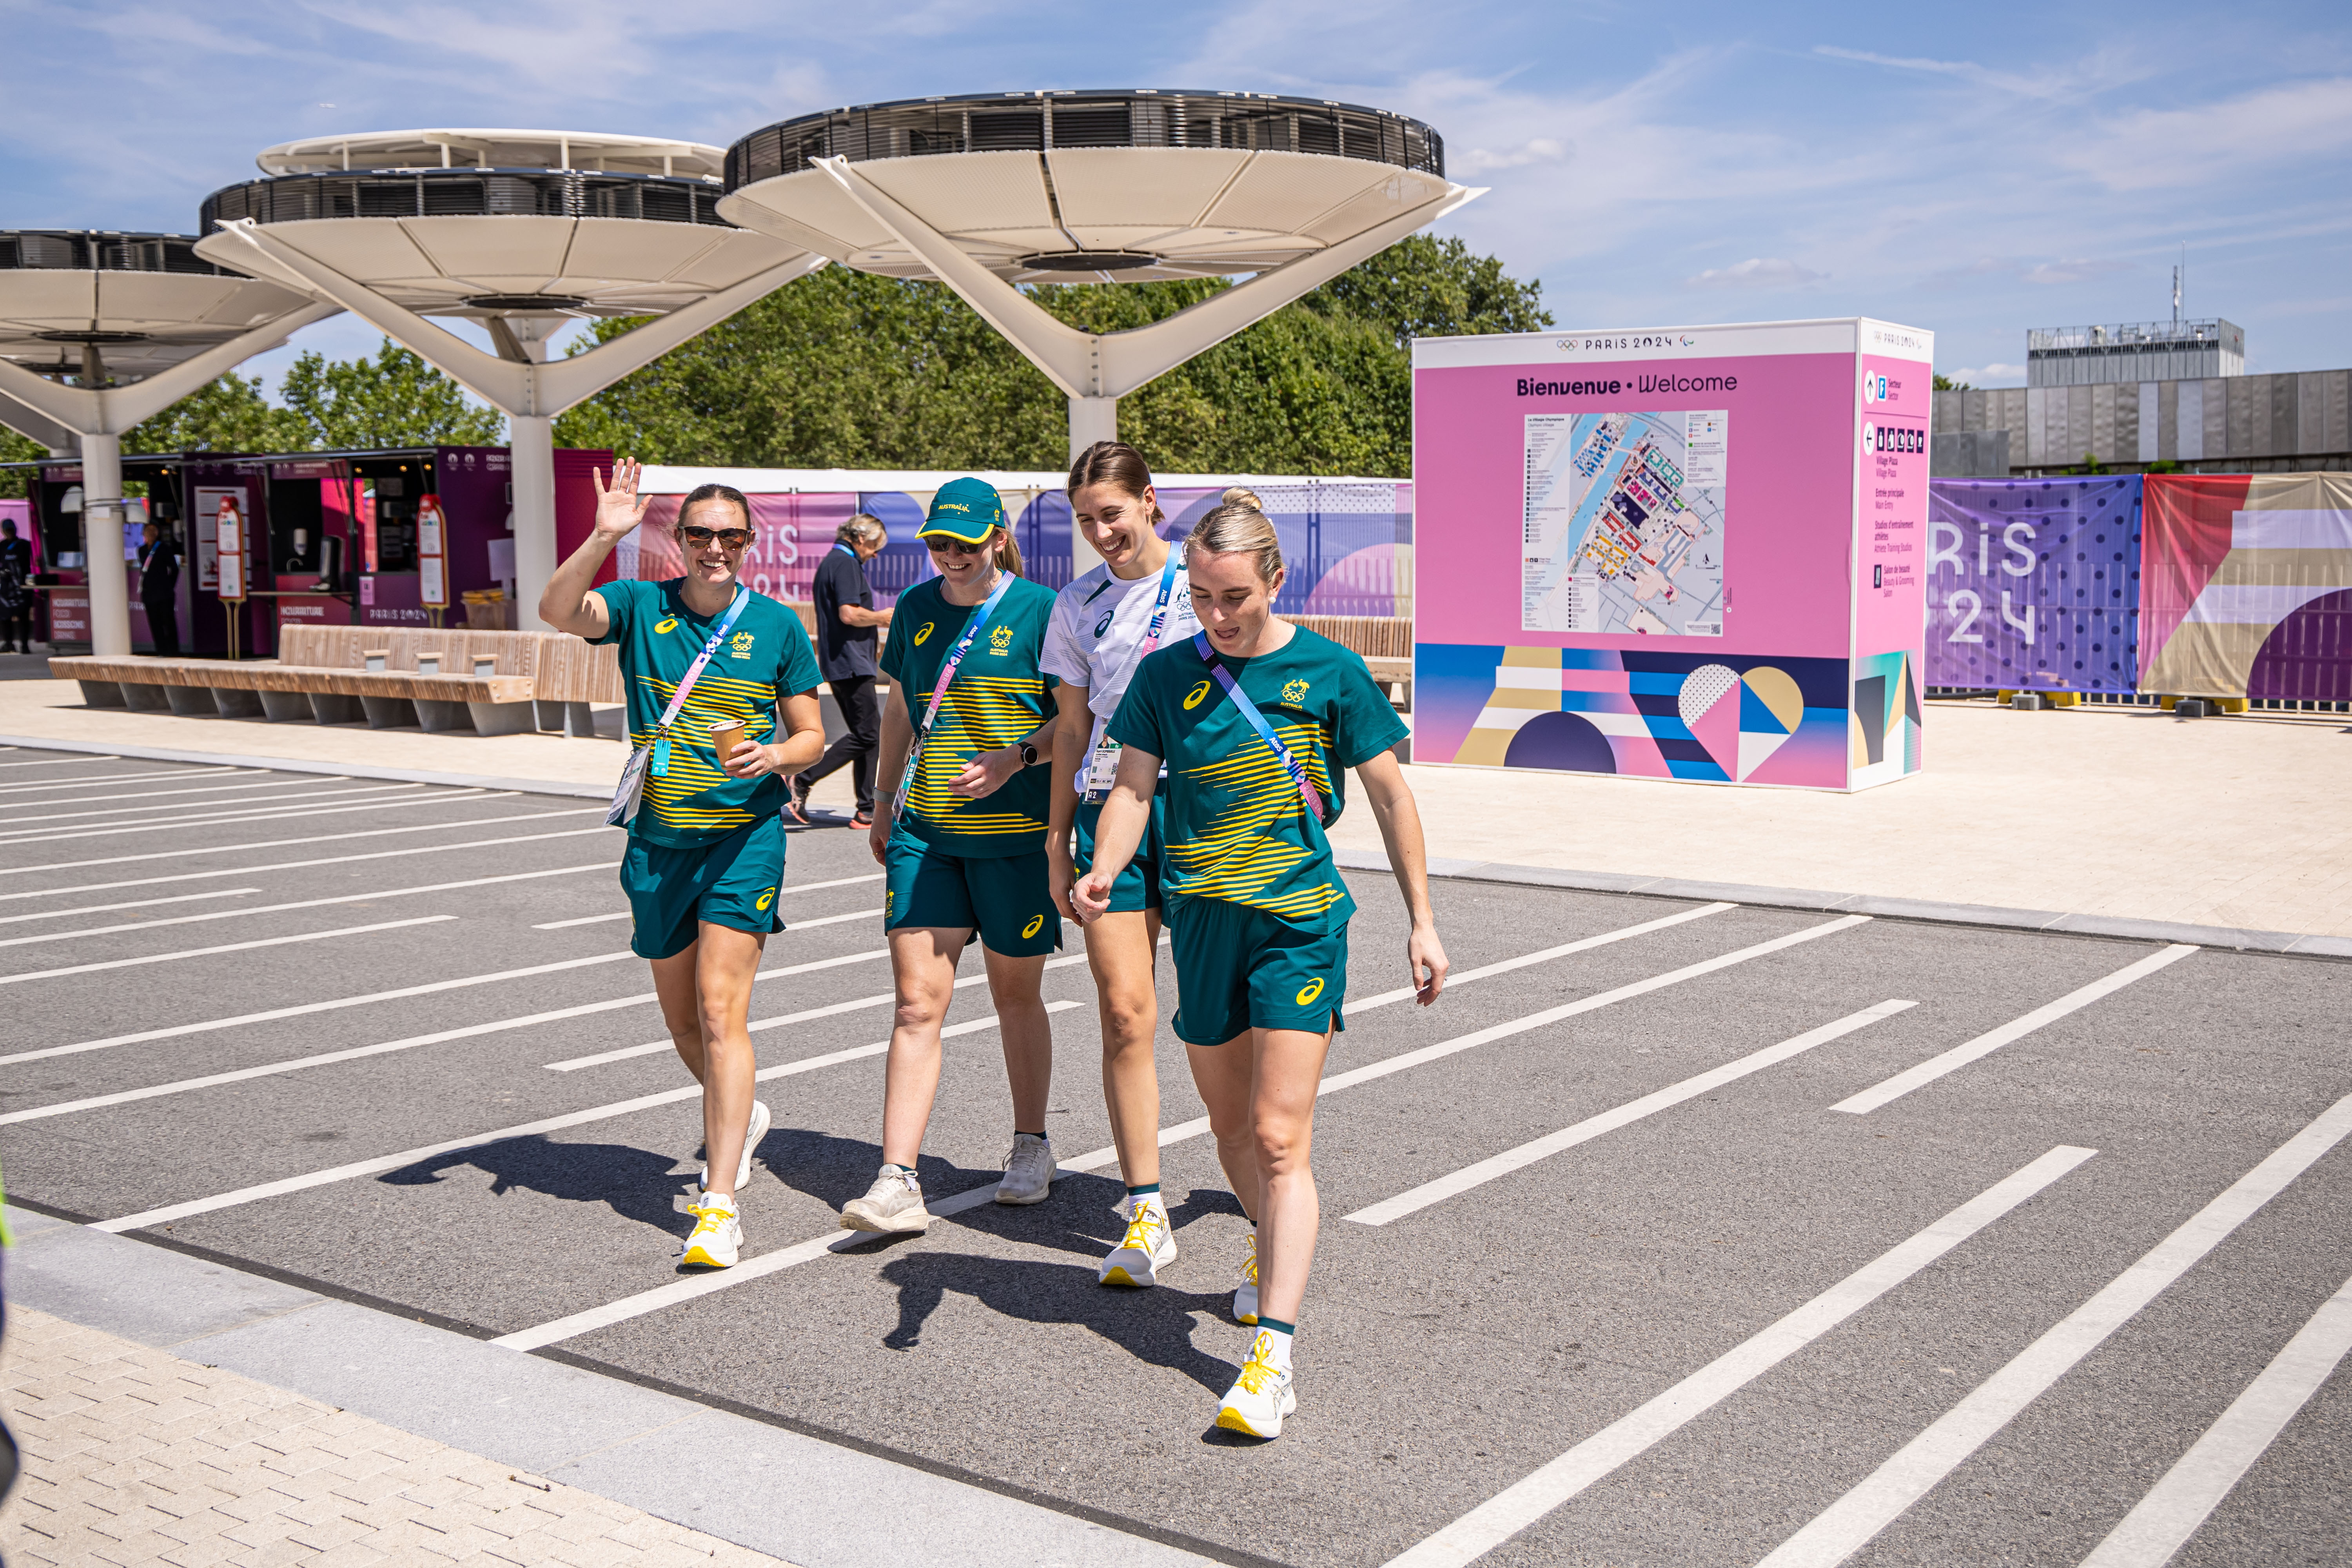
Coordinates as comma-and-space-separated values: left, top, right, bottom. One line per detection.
163, 685, 214, 717
537, 699, 596, 737
259, 689, 314, 722
120, 682, 172, 712
467, 699, 538, 737
211, 688, 265, 719
308, 692, 364, 724
415, 699, 474, 734
76, 679, 125, 708
360, 695, 418, 729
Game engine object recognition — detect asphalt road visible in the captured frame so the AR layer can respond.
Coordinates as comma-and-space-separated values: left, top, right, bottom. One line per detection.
1, 743, 2346, 1568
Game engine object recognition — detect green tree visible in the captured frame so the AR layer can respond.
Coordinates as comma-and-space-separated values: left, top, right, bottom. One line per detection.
123, 372, 308, 455
280, 340, 503, 450
1298, 233, 1552, 348
1933, 373, 1973, 391
555, 238, 1547, 477
0, 426, 44, 498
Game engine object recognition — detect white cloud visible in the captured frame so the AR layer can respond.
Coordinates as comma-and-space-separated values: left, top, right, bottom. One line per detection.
1455, 137, 1570, 174
1685, 258, 1827, 289
1945, 363, 2027, 387
2022, 258, 2134, 285
2065, 76, 2352, 191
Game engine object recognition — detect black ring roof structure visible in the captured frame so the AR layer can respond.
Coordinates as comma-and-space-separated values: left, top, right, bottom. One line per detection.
201, 169, 729, 233
0, 232, 231, 276
725, 89, 1445, 190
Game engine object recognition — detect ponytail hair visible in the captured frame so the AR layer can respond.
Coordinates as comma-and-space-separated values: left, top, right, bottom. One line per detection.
1219, 485, 1263, 512
993, 525, 1023, 575
1068, 440, 1165, 530
1187, 501, 1284, 585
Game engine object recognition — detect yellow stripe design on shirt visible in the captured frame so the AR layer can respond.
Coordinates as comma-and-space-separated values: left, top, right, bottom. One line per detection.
904, 674, 1049, 838
630, 670, 779, 833
1166, 719, 1342, 918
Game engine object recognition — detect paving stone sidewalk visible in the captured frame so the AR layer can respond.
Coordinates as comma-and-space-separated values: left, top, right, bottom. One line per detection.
0, 1305, 796, 1568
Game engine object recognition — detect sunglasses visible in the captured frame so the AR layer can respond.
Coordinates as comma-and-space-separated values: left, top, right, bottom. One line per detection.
681, 526, 751, 548
924, 537, 992, 557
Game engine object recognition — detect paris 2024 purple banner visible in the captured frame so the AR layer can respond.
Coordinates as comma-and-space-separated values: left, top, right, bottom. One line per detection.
1926, 476, 2141, 693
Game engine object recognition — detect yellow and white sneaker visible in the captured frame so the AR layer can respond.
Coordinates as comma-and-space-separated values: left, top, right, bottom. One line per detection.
1216, 1331, 1296, 1439
1234, 1231, 1259, 1325
681, 1192, 742, 1269
1098, 1194, 1177, 1287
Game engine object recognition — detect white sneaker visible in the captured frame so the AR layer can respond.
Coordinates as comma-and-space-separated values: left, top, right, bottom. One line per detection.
995, 1133, 1056, 1205
681, 1192, 742, 1268
698, 1099, 771, 1192
1216, 1331, 1296, 1439
840, 1165, 931, 1234
1234, 1231, 1259, 1325
1098, 1194, 1177, 1287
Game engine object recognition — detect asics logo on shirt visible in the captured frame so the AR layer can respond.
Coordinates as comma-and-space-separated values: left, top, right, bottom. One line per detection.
1094, 610, 1115, 638
913, 622, 935, 645
1295, 977, 1325, 1006
654, 617, 680, 633
1183, 680, 1212, 710
1022, 913, 1045, 938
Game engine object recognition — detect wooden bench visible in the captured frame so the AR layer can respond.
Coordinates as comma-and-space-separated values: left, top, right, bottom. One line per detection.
279, 627, 624, 736
50, 654, 541, 735
1289, 615, 1413, 708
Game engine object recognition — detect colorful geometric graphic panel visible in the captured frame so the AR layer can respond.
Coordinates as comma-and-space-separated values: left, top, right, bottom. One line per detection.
1850, 648, 1922, 788
1421, 645, 1851, 789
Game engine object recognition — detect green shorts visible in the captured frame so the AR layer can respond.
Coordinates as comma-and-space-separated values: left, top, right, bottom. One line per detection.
620, 816, 787, 961
1074, 789, 1166, 915
884, 834, 1062, 957
1169, 895, 1348, 1047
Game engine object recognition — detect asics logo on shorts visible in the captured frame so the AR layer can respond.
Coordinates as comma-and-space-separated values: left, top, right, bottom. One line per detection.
654, 617, 679, 633
913, 621, 935, 645
755, 888, 776, 911
1294, 977, 1325, 1006
1022, 913, 1045, 938
1183, 679, 1212, 710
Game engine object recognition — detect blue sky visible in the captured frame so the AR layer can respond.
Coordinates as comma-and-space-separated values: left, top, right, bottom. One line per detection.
6, 0, 2349, 399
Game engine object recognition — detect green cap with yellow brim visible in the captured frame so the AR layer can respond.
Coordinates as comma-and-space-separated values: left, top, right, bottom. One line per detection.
920, 476, 1005, 543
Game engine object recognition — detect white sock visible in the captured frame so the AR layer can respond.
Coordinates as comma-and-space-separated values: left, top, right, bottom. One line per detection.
1253, 1321, 1294, 1372
699, 1190, 737, 1214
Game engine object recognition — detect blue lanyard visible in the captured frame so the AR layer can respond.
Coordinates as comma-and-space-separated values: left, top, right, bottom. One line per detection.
896, 570, 1020, 810
1190, 630, 1326, 822
650, 587, 750, 779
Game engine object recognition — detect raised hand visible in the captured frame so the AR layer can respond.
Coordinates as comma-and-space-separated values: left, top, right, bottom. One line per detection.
591, 458, 653, 541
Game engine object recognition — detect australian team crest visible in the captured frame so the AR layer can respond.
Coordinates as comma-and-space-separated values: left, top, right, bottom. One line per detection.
729, 630, 757, 660
989, 624, 1015, 655
1282, 678, 1311, 705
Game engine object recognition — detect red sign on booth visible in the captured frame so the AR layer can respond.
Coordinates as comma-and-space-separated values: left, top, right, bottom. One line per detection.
417, 495, 449, 608
215, 496, 247, 602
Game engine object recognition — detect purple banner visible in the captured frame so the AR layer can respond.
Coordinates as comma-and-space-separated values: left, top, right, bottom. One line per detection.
1926, 476, 2141, 693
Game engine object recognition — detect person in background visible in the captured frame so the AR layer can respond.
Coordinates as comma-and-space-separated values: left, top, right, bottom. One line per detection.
0, 520, 30, 654
792, 514, 890, 827
137, 521, 180, 657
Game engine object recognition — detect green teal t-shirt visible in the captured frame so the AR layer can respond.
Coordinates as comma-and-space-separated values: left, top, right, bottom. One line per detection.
879, 573, 1058, 858
593, 577, 822, 847
1107, 625, 1406, 930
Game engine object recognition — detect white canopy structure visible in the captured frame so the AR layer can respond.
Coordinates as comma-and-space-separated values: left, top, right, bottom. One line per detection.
194, 130, 824, 627
0, 230, 336, 654
719, 90, 1480, 458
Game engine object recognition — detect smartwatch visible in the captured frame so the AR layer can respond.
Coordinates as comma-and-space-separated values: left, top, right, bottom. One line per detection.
1018, 741, 1040, 767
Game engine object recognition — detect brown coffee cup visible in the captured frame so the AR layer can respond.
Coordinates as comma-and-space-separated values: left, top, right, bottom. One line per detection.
708, 718, 748, 762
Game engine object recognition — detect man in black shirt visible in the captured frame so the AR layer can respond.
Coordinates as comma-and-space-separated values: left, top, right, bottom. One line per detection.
790, 514, 890, 825
138, 521, 182, 657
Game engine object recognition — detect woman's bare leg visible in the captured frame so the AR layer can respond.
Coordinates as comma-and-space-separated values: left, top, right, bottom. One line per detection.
1085, 910, 1162, 1185
880, 926, 968, 1167
690, 922, 767, 1198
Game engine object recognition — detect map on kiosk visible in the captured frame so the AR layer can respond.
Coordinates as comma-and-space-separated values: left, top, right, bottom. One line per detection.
1521, 409, 1727, 636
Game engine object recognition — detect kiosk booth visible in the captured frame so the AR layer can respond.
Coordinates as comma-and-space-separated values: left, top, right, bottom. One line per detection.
1410, 318, 1934, 791
12, 442, 605, 653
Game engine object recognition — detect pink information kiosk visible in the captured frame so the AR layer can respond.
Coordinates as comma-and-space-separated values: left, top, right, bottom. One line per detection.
1409, 318, 1932, 792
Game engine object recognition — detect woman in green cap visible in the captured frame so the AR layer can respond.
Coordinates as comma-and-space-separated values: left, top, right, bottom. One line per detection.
1073, 498, 1449, 1440
840, 477, 1067, 1234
